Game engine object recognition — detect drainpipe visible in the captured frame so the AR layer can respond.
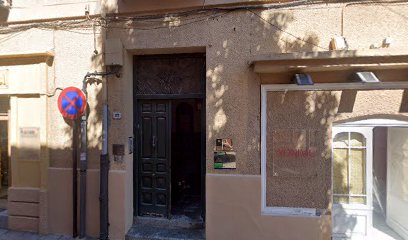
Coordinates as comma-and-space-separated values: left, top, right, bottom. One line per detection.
72, 119, 79, 238
100, 75, 109, 240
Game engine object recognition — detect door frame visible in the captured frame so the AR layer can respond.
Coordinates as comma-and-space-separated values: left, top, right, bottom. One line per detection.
331, 126, 373, 239
332, 119, 408, 239
133, 53, 207, 219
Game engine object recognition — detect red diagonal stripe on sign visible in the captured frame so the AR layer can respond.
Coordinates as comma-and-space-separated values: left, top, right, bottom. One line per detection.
63, 94, 80, 113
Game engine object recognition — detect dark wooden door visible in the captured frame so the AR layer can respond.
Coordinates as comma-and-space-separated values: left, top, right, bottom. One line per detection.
137, 100, 171, 217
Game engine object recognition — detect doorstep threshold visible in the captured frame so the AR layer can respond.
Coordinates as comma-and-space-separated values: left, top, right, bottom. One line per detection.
126, 216, 205, 240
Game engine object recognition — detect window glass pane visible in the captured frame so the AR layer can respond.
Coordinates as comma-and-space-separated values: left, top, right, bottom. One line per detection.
333, 132, 348, 148
350, 149, 366, 195
334, 196, 348, 204
350, 196, 366, 204
333, 148, 348, 194
350, 133, 366, 147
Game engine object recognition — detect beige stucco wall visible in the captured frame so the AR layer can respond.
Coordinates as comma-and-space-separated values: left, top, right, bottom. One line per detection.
102, 0, 290, 14
0, 21, 106, 235
107, 2, 408, 239
108, 2, 408, 176
3, 0, 100, 22
0, 60, 49, 232
1, 0, 408, 239
206, 174, 331, 240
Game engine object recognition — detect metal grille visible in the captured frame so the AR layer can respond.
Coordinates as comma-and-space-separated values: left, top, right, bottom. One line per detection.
134, 54, 205, 95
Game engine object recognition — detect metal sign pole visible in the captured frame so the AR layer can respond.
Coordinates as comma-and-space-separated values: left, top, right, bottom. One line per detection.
79, 114, 87, 239
73, 119, 79, 238
66, 71, 117, 239
57, 86, 87, 239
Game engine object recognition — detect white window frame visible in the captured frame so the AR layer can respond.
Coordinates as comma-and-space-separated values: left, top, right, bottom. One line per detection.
261, 82, 408, 217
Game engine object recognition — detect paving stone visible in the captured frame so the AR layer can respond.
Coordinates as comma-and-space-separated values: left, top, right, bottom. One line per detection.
20, 232, 41, 240
0, 230, 26, 240
126, 225, 205, 240
0, 229, 8, 236
56, 235, 74, 240
0, 230, 77, 240
39, 234, 64, 240
58, 235, 75, 240
0, 228, 100, 240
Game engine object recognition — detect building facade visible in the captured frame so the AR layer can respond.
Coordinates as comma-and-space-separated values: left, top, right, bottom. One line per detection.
1, 0, 408, 239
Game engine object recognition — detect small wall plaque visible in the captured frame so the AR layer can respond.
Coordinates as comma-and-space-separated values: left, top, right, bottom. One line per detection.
215, 138, 235, 169
113, 144, 125, 156
112, 144, 125, 162
112, 112, 122, 120
20, 127, 39, 138
214, 151, 236, 169
215, 138, 233, 151
19, 127, 40, 161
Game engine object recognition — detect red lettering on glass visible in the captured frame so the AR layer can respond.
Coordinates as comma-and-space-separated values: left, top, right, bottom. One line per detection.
275, 147, 316, 159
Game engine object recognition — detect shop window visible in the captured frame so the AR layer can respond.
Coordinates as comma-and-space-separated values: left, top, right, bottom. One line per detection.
261, 86, 407, 216
333, 132, 367, 205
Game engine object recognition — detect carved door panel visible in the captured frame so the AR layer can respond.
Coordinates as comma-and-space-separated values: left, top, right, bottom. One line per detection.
137, 100, 171, 217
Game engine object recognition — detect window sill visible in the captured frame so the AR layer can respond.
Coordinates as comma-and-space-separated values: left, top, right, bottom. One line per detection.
261, 207, 321, 218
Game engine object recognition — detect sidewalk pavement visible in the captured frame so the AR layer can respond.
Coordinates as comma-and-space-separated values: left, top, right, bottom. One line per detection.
0, 228, 93, 240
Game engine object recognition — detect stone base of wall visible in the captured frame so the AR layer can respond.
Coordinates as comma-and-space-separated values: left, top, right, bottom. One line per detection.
8, 187, 40, 233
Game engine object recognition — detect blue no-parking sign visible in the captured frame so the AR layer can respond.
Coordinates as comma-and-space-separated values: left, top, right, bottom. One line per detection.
57, 87, 87, 120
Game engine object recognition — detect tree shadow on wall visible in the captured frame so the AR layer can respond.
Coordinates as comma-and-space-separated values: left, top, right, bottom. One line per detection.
266, 89, 357, 238
98, 2, 357, 238
46, 33, 106, 236
279, 89, 408, 238
55, 34, 105, 170
0, 4, 9, 22
249, 10, 323, 54
265, 88, 408, 237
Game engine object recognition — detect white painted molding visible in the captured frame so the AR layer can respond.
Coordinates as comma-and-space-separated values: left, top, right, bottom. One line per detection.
336, 119, 408, 127
262, 82, 408, 92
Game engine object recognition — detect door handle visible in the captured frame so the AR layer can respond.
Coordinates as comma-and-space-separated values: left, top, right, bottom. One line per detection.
152, 136, 156, 148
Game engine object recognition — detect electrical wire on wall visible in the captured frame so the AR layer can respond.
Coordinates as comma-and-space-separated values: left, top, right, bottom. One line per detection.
0, 8, 326, 49
43, 87, 64, 97
1, 0, 407, 50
